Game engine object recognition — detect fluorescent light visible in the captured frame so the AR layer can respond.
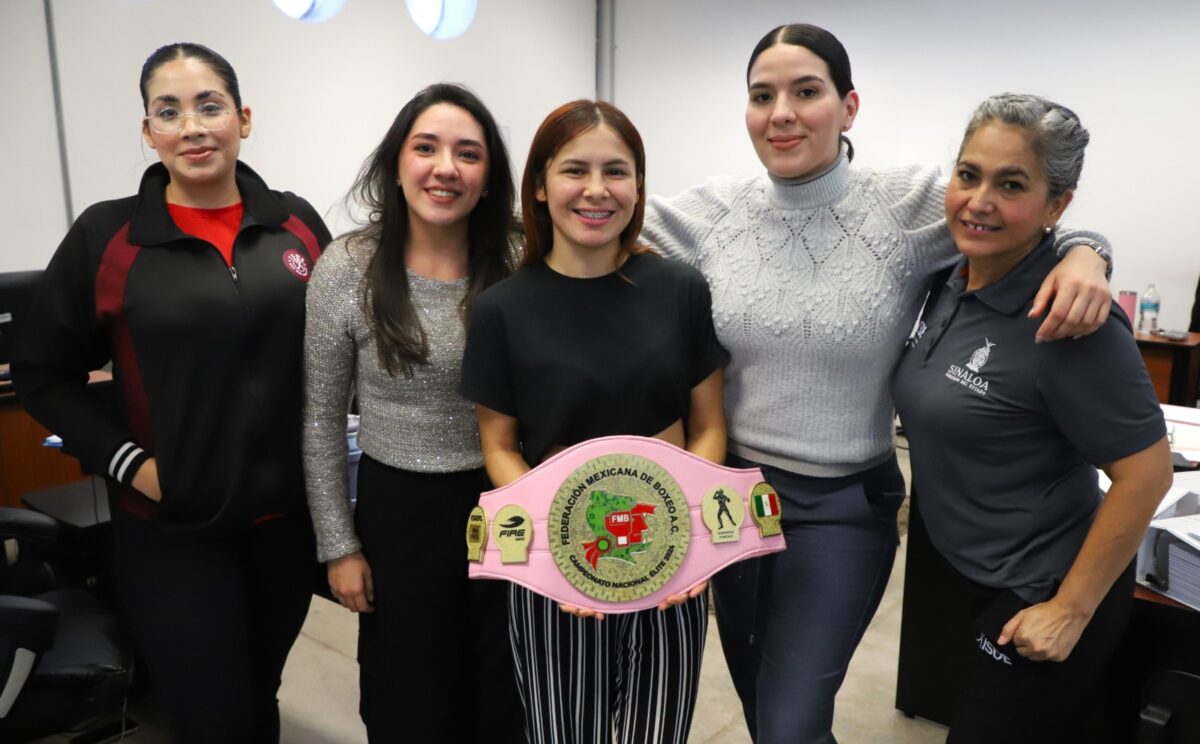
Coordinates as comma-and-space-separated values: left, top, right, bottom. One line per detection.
405, 0, 477, 40
272, 0, 346, 22
273, 0, 313, 19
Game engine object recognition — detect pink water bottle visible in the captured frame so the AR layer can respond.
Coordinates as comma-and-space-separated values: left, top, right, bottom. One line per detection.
1117, 290, 1137, 322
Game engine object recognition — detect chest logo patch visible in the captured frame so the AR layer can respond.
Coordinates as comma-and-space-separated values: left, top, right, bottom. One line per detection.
548, 453, 690, 603
946, 338, 995, 396
282, 249, 311, 281
965, 338, 996, 372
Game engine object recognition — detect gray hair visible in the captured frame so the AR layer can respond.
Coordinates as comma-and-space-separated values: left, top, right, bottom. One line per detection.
959, 93, 1089, 198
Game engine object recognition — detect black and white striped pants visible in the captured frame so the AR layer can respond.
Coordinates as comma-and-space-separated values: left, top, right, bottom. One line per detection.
508, 585, 707, 744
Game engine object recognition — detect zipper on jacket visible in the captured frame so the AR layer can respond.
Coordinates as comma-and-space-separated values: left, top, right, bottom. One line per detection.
229, 265, 239, 282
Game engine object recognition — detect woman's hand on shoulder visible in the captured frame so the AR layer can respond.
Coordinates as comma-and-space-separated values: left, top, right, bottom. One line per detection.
131, 458, 162, 502
1030, 245, 1111, 342
328, 551, 375, 613
997, 597, 1090, 662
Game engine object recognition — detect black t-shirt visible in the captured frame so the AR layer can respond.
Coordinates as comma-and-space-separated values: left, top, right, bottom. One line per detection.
460, 252, 729, 466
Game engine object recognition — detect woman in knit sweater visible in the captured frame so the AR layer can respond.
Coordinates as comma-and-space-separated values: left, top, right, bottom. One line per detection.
640, 23, 1114, 744
301, 84, 523, 742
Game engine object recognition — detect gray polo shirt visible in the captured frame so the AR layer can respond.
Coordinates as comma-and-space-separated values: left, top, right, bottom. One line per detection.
892, 238, 1165, 602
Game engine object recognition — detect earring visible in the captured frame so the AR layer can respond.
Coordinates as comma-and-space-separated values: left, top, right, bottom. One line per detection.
1043, 225, 1053, 234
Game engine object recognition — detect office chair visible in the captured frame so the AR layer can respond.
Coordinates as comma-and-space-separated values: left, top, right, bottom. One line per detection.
0, 507, 132, 742
1139, 670, 1200, 743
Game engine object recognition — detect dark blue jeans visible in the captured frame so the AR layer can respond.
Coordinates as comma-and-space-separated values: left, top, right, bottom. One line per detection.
712, 453, 905, 744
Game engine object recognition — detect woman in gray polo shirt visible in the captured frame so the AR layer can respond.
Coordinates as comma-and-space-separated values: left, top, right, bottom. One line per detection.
893, 94, 1172, 743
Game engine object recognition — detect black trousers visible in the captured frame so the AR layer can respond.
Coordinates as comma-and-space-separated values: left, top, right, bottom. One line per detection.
354, 454, 524, 743
946, 559, 1135, 744
111, 505, 317, 744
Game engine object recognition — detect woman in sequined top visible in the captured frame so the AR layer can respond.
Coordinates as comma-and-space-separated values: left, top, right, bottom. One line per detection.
301, 84, 523, 742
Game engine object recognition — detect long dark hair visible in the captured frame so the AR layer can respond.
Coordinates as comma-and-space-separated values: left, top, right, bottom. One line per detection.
747, 24, 857, 160
345, 83, 518, 377
520, 100, 648, 269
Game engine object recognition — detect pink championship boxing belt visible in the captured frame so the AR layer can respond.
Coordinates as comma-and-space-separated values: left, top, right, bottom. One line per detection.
466, 435, 785, 613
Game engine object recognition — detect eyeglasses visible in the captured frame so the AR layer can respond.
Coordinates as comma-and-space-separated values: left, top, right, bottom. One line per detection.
145, 103, 234, 134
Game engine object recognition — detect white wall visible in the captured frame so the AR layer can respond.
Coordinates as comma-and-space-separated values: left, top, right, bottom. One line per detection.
8, 1, 1200, 328
0, 0, 596, 271
0, 0, 69, 272
614, 0, 1200, 331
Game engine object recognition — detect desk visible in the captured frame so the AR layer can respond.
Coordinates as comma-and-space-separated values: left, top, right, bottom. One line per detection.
1136, 332, 1200, 407
0, 364, 113, 509
22, 477, 109, 531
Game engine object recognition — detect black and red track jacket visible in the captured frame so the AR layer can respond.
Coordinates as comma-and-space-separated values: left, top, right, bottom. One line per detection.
13, 162, 331, 533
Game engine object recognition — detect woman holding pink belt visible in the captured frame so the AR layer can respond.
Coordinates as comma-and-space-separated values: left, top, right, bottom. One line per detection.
461, 99, 727, 744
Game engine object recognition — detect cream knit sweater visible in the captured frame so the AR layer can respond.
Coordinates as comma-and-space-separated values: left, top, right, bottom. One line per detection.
642, 152, 1105, 477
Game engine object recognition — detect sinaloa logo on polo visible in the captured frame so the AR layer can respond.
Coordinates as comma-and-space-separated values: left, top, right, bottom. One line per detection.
945, 338, 994, 396
966, 338, 996, 372
548, 453, 690, 603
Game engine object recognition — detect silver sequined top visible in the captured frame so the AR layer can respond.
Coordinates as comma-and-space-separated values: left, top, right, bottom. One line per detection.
302, 235, 482, 562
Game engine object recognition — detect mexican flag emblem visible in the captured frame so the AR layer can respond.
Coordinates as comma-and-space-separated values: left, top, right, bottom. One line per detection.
752, 490, 779, 519
581, 491, 656, 569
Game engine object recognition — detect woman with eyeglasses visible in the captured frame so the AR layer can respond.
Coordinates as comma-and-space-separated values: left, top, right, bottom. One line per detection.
12, 43, 330, 743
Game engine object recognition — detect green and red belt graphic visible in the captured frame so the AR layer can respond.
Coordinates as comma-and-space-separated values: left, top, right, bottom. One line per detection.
582, 490, 656, 569
752, 490, 779, 519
